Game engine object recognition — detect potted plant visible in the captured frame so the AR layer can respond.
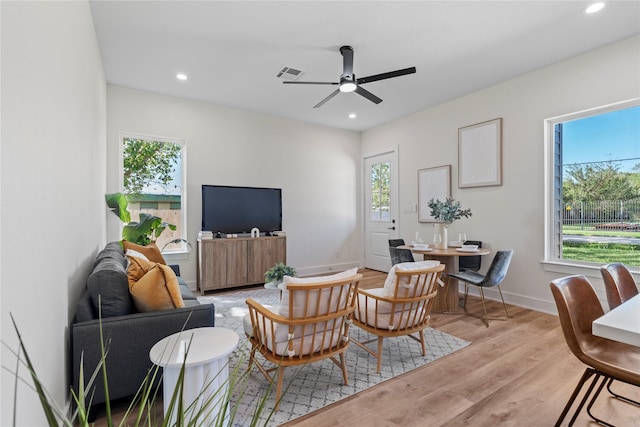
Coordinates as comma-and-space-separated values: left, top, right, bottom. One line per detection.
6, 314, 275, 426
105, 192, 178, 246
427, 198, 472, 248
265, 263, 296, 285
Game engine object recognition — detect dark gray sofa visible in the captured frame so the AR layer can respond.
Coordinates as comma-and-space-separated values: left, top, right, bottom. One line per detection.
71, 241, 215, 411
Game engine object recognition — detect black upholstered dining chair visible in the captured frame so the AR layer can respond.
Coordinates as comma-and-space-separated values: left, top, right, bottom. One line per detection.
389, 246, 415, 265
458, 240, 482, 272
388, 239, 406, 247
448, 250, 513, 327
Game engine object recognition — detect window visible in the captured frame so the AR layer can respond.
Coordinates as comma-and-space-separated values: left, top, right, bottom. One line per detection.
545, 100, 640, 267
370, 161, 390, 221
120, 133, 187, 253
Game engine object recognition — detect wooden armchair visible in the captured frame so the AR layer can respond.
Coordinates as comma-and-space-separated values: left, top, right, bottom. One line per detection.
245, 269, 361, 409
352, 262, 445, 373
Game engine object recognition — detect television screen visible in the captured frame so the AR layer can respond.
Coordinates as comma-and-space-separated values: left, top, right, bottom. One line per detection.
202, 185, 282, 235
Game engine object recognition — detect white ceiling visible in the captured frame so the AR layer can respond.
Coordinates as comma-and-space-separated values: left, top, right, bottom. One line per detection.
89, 1, 640, 132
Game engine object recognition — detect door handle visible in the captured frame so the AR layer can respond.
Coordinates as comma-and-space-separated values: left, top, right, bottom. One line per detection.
387, 226, 396, 230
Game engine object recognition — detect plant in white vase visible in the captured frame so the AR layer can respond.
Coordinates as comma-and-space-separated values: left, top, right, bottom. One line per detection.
427, 198, 472, 248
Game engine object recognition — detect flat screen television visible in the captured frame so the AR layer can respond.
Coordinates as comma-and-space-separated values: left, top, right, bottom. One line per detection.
202, 185, 282, 235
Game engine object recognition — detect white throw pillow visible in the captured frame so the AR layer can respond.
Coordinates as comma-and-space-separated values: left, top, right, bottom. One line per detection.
382, 260, 441, 297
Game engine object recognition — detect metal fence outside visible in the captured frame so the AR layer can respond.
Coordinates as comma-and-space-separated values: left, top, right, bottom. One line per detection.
563, 198, 640, 231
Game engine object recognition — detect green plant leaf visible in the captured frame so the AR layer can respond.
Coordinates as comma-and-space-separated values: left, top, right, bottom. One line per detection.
105, 193, 131, 223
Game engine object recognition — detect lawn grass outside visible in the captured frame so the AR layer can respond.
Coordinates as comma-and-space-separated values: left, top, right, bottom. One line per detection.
562, 242, 640, 266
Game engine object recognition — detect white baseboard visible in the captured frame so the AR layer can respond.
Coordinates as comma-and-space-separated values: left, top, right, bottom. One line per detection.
460, 286, 558, 316
296, 262, 362, 278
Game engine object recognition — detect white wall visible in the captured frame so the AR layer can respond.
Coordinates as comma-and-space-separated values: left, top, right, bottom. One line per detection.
362, 35, 640, 314
0, 2, 106, 424
106, 86, 362, 284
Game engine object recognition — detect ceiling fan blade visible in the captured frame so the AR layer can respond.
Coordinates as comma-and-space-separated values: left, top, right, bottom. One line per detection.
355, 86, 382, 104
313, 89, 340, 108
283, 81, 338, 85
357, 67, 416, 85
340, 45, 354, 76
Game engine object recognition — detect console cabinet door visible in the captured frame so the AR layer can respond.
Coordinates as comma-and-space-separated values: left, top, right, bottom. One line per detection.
248, 237, 287, 284
199, 240, 226, 291
225, 240, 248, 286
198, 237, 286, 292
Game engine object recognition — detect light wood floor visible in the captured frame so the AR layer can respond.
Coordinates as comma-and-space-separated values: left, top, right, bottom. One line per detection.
94, 269, 640, 426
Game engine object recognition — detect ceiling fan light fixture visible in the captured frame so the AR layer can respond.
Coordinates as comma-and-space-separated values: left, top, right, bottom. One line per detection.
340, 81, 357, 93
585, 2, 605, 14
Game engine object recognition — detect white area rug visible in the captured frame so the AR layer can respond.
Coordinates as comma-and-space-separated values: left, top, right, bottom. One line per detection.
198, 288, 469, 426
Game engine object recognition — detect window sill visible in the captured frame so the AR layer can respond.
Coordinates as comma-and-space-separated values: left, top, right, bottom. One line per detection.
162, 250, 190, 262
542, 259, 640, 281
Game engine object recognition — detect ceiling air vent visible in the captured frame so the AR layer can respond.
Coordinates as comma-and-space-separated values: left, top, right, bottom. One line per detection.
276, 66, 304, 81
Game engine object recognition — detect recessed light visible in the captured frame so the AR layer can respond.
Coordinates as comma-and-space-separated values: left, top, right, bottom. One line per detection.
176, 73, 188, 81
585, 2, 605, 14
348, 113, 357, 119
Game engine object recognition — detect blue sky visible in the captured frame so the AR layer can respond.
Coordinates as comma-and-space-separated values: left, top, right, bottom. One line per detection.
563, 105, 640, 173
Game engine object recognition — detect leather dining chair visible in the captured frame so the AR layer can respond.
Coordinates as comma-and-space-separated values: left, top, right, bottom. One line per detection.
599, 262, 640, 405
448, 250, 513, 327
549, 275, 640, 426
600, 262, 639, 309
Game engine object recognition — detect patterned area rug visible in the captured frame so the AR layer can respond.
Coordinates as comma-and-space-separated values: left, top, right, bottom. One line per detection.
198, 288, 469, 426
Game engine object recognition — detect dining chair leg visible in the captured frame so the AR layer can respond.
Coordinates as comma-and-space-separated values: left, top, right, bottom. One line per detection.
585, 375, 614, 427
606, 377, 640, 406
568, 368, 602, 426
478, 287, 490, 327
462, 282, 470, 312
496, 285, 510, 319
555, 368, 596, 427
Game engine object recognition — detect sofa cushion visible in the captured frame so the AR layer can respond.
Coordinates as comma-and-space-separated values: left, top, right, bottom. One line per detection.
127, 256, 185, 312
87, 247, 133, 318
179, 283, 197, 301
122, 241, 166, 264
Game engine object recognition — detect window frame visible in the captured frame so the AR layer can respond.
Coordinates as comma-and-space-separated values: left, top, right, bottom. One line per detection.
543, 98, 640, 276
118, 132, 188, 255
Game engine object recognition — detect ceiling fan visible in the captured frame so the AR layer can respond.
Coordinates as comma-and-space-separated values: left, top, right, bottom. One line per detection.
283, 45, 416, 108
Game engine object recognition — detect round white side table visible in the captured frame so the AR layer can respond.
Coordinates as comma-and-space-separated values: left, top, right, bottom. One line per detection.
149, 327, 239, 425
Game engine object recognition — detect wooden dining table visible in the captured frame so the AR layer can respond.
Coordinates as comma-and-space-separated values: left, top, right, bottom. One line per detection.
400, 245, 491, 312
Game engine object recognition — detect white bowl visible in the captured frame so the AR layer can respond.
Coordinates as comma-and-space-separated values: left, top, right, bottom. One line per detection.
462, 244, 478, 251
413, 244, 430, 250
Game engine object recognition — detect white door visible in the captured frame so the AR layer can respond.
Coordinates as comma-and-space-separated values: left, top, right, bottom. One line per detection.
364, 150, 399, 272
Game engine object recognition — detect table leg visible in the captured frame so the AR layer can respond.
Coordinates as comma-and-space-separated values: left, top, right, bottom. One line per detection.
162, 356, 230, 425
424, 255, 460, 313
